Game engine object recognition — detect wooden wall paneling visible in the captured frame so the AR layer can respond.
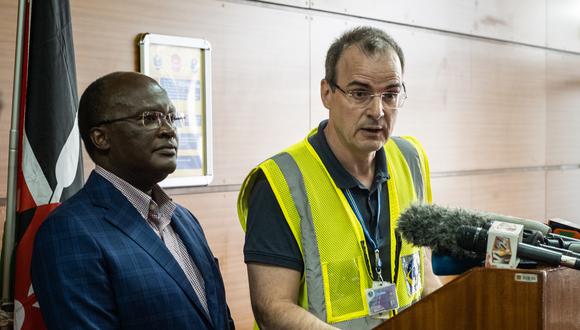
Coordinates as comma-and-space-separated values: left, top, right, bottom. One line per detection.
431, 171, 546, 221
249, 0, 309, 8
400, 0, 475, 35
309, 0, 409, 23
72, 0, 311, 187
310, 0, 545, 46
208, 4, 310, 185
547, 0, 580, 53
395, 31, 546, 172
0, 0, 18, 198
309, 0, 476, 35
472, 0, 545, 46
546, 169, 580, 221
546, 50, 580, 166
172, 191, 251, 328
392, 27, 477, 156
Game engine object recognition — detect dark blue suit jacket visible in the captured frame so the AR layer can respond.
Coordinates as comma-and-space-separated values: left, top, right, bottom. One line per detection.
31, 172, 234, 329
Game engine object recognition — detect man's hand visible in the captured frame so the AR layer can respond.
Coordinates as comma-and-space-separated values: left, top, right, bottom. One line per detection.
247, 263, 338, 330
422, 248, 443, 297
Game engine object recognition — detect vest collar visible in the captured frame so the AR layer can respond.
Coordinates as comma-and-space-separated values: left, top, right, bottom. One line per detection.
308, 120, 389, 191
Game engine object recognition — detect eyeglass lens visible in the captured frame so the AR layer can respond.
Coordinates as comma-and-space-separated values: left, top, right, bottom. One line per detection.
141, 112, 181, 128
351, 92, 405, 108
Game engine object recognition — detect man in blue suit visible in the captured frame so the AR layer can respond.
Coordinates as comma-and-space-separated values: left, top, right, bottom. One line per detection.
31, 71, 235, 329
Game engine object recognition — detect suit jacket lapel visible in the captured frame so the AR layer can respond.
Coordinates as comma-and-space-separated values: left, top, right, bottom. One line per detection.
85, 173, 212, 324
171, 211, 218, 324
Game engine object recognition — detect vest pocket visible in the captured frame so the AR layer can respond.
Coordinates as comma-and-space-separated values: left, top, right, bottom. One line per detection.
322, 256, 369, 323
397, 249, 423, 309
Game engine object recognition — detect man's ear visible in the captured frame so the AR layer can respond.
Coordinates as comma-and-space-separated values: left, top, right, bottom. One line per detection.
89, 127, 110, 152
320, 79, 333, 110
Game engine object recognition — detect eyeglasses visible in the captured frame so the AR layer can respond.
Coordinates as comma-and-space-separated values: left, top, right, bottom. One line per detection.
95, 111, 186, 129
331, 83, 407, 109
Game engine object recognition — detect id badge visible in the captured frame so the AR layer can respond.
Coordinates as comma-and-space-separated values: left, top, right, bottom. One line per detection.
365, 281, 399, 317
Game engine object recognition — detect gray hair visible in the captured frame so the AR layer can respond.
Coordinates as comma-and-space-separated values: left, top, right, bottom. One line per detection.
324, 26, 404, 86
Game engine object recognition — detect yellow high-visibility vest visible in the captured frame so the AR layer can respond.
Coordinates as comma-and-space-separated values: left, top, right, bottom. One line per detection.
238, 128, 432, 328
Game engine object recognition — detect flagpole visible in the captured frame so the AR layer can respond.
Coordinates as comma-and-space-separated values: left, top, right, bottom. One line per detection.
2, 0, 29, 315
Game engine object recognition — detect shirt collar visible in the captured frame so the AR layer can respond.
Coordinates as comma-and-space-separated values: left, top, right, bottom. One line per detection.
308, 120, 389, 191
95, 166, 176, 221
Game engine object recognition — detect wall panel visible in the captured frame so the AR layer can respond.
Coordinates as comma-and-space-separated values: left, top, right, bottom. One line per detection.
546, 51, 580, 165
547, 169, 580, 222
260, 0, 309, 8
432, 171, 546, 221
547, 0, 580, 53
472, 0, 545, 46
310, 0, 475, 36
392, 30, 546, 172
310, 0, 545, 46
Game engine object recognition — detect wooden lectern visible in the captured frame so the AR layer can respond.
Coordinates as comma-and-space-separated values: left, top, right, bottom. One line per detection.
376, 267, 580, 330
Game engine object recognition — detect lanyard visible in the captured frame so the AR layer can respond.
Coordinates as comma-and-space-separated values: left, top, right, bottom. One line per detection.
344, 185, 384, 282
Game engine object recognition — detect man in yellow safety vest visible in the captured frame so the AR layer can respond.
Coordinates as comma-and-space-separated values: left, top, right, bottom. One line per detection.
238, 26, 442, 329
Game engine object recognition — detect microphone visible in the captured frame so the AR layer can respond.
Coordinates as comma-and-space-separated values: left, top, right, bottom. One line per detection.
567, 243, 580, 254
429, 227, 544, 275
537, 244, 580, 259
547, 232, 580, 243
431, 252, 482, 275
397, 203, 550, 259
527, 231, 580, 255
545, 233, 580, 253
548, 218, 580, 239
458, 225, 580, 270
397, 203, 489, 259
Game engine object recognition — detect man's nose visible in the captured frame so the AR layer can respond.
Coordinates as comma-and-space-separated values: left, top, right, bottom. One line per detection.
158, 119, 177, 137
368, 95, 385, 120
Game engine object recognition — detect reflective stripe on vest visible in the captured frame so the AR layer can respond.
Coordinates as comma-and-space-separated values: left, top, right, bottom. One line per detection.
271, 152, 327, 319
391, 137, 424, 202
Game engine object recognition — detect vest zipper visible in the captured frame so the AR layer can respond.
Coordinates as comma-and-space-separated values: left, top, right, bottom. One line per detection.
391, 232, 403, 316
393, 232, 402, 283
360, 240, 374, 280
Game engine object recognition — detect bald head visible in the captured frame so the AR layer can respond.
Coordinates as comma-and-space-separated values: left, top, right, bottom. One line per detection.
78, 71, 168, 159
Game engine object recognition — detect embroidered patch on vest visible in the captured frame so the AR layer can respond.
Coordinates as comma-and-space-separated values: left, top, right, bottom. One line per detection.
401, 252, 422, 295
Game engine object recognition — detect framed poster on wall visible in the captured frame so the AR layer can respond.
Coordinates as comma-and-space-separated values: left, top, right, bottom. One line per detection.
139, 33, 213, 187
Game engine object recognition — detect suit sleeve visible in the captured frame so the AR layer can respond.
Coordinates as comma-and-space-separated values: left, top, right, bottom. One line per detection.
31, 214, 118, 330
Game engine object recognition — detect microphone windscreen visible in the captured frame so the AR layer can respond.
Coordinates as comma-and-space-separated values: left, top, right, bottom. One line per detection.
431, 252, 483, 275
397, 203, 488, 258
